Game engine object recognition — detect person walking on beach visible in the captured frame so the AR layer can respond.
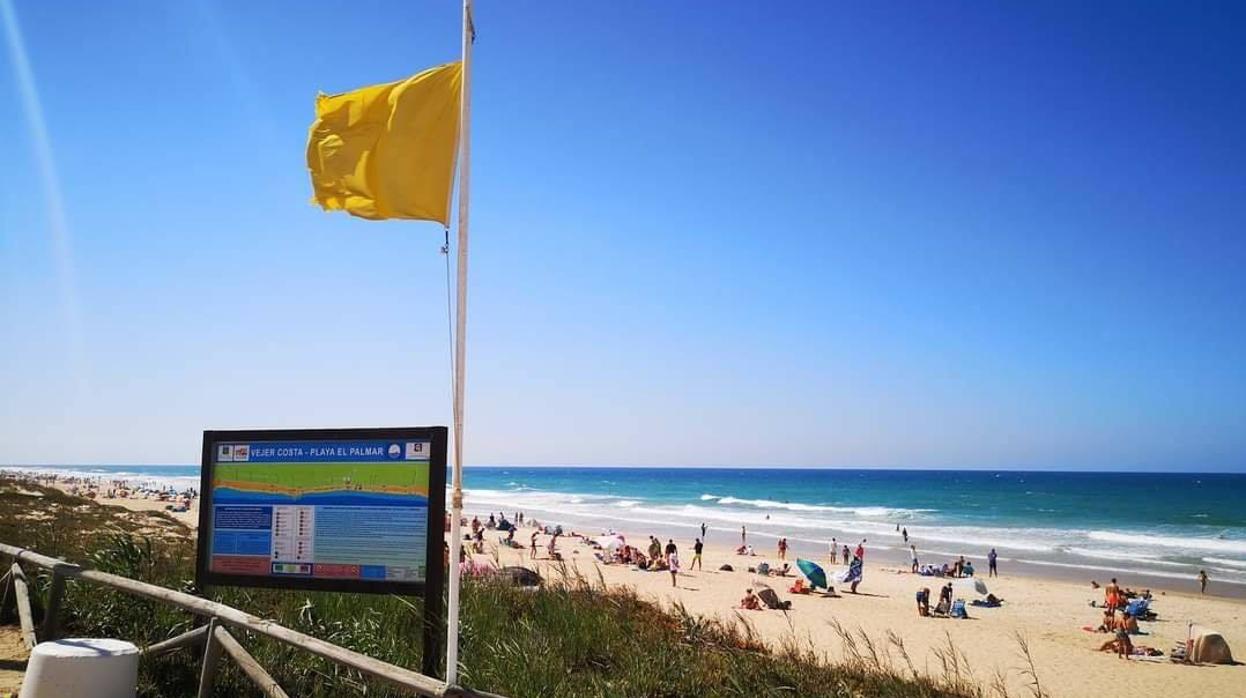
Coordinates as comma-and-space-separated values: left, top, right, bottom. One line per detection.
855, 539, 866, 561
830, 537, 837, 564
529, 530, 539, 559
910, 544, 919, 573
987, 548, 998, 577
741, 525, 747, 546
692, 538, 703, 570
842, 545, 850, 565
668, 549, 680, 587
902, 527, 908, 543
665, 538, 677, 560
1198, 569, 1209, 594
701, 522, 707, 540
778, 537, 788, 561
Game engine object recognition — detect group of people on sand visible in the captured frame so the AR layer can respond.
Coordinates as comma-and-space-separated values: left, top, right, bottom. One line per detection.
7, 471, 198, 512
911, 547, 998, 579
591, 533, 697, 587
1086, 578, 1165, 659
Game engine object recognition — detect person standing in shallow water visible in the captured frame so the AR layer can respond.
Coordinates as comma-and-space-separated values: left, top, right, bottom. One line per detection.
1198, 569, 1209, 594
988, 548, 998, 577
701, 522, 707, 540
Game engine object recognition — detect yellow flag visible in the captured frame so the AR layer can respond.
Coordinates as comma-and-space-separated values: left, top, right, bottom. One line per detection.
307, 62, 462, 224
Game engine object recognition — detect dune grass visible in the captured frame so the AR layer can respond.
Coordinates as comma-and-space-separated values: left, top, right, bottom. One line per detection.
0, 478, 1016, 697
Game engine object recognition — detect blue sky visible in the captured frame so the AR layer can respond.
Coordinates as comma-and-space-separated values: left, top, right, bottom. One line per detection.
2, 1, 1243, 470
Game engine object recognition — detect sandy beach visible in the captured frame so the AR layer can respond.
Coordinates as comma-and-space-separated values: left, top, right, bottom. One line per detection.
14, 473, 201, 530
471, 516, 1244, 698
19, 475, 1243, 698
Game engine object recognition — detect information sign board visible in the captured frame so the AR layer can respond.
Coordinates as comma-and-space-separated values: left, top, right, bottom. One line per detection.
196, 427, 447, 597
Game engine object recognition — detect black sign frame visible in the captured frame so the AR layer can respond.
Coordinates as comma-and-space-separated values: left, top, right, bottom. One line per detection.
196, 427, 447, 675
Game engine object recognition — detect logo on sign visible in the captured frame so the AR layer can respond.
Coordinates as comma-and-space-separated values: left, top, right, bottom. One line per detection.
233, 444, 250, 462
387, 443, 401, 459
404, 442, 425, 460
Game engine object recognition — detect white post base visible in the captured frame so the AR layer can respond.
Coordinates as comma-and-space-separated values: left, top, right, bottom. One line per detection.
19, 638, 138, 698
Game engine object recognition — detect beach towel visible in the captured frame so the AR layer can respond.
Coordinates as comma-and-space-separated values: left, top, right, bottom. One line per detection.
836, 557, 863, 585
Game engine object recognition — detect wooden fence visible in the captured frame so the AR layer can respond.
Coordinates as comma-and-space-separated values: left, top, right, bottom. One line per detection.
0, 542, 500, 698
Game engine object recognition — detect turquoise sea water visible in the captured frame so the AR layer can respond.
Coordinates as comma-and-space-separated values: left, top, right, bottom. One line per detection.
7, 465, 1246, 588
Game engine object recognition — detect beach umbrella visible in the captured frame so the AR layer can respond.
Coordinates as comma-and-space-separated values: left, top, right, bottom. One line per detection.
954, 578, 989, 596
796, 558, 828, 590
751, 581, 787, 610
595, 535, 625, 551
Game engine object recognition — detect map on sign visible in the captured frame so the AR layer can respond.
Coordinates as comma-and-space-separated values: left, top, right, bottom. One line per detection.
200, 431, 445, 592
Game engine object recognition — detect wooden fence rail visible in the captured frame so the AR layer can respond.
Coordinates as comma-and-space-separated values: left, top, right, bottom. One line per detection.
0, 542, 501, 698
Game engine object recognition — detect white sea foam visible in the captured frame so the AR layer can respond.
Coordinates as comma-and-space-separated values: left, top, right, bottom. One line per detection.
2, 466, 199, 490
459, 483, 1246, 586
703, 493, 931, 518
1203, 557, 1246, 569
1064, 547, 1188, 567
468, 486, 1059, 554
1015, 558, 1246, 586
1088, 530, 1246, 555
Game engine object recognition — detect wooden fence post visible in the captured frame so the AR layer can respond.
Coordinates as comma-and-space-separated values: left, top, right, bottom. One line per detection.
197, 617, 223, 698
41, 568, 67, 641
10, 563, 37, 649
0, 566, 13, 624
214, 625, 290, 698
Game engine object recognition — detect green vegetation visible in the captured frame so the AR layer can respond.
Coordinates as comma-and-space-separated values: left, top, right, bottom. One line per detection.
215, 462, 429, 494
1, 478, 1014, 698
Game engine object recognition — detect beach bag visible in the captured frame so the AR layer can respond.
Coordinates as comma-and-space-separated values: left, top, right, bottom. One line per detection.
950, 600, 968, 619
719, 564, 733, 572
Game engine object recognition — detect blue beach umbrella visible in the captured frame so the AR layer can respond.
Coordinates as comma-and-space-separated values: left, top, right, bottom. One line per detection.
796, 558, 828, 589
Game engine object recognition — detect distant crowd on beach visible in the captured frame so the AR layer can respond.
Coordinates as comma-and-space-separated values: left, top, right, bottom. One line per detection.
3, 470, 198, 513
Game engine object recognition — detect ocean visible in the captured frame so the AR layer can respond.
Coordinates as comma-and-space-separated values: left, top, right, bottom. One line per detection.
6, 465, 1246, 589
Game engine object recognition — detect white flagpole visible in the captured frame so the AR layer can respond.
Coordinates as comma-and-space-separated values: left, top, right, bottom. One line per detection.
444, 0, 472, 686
